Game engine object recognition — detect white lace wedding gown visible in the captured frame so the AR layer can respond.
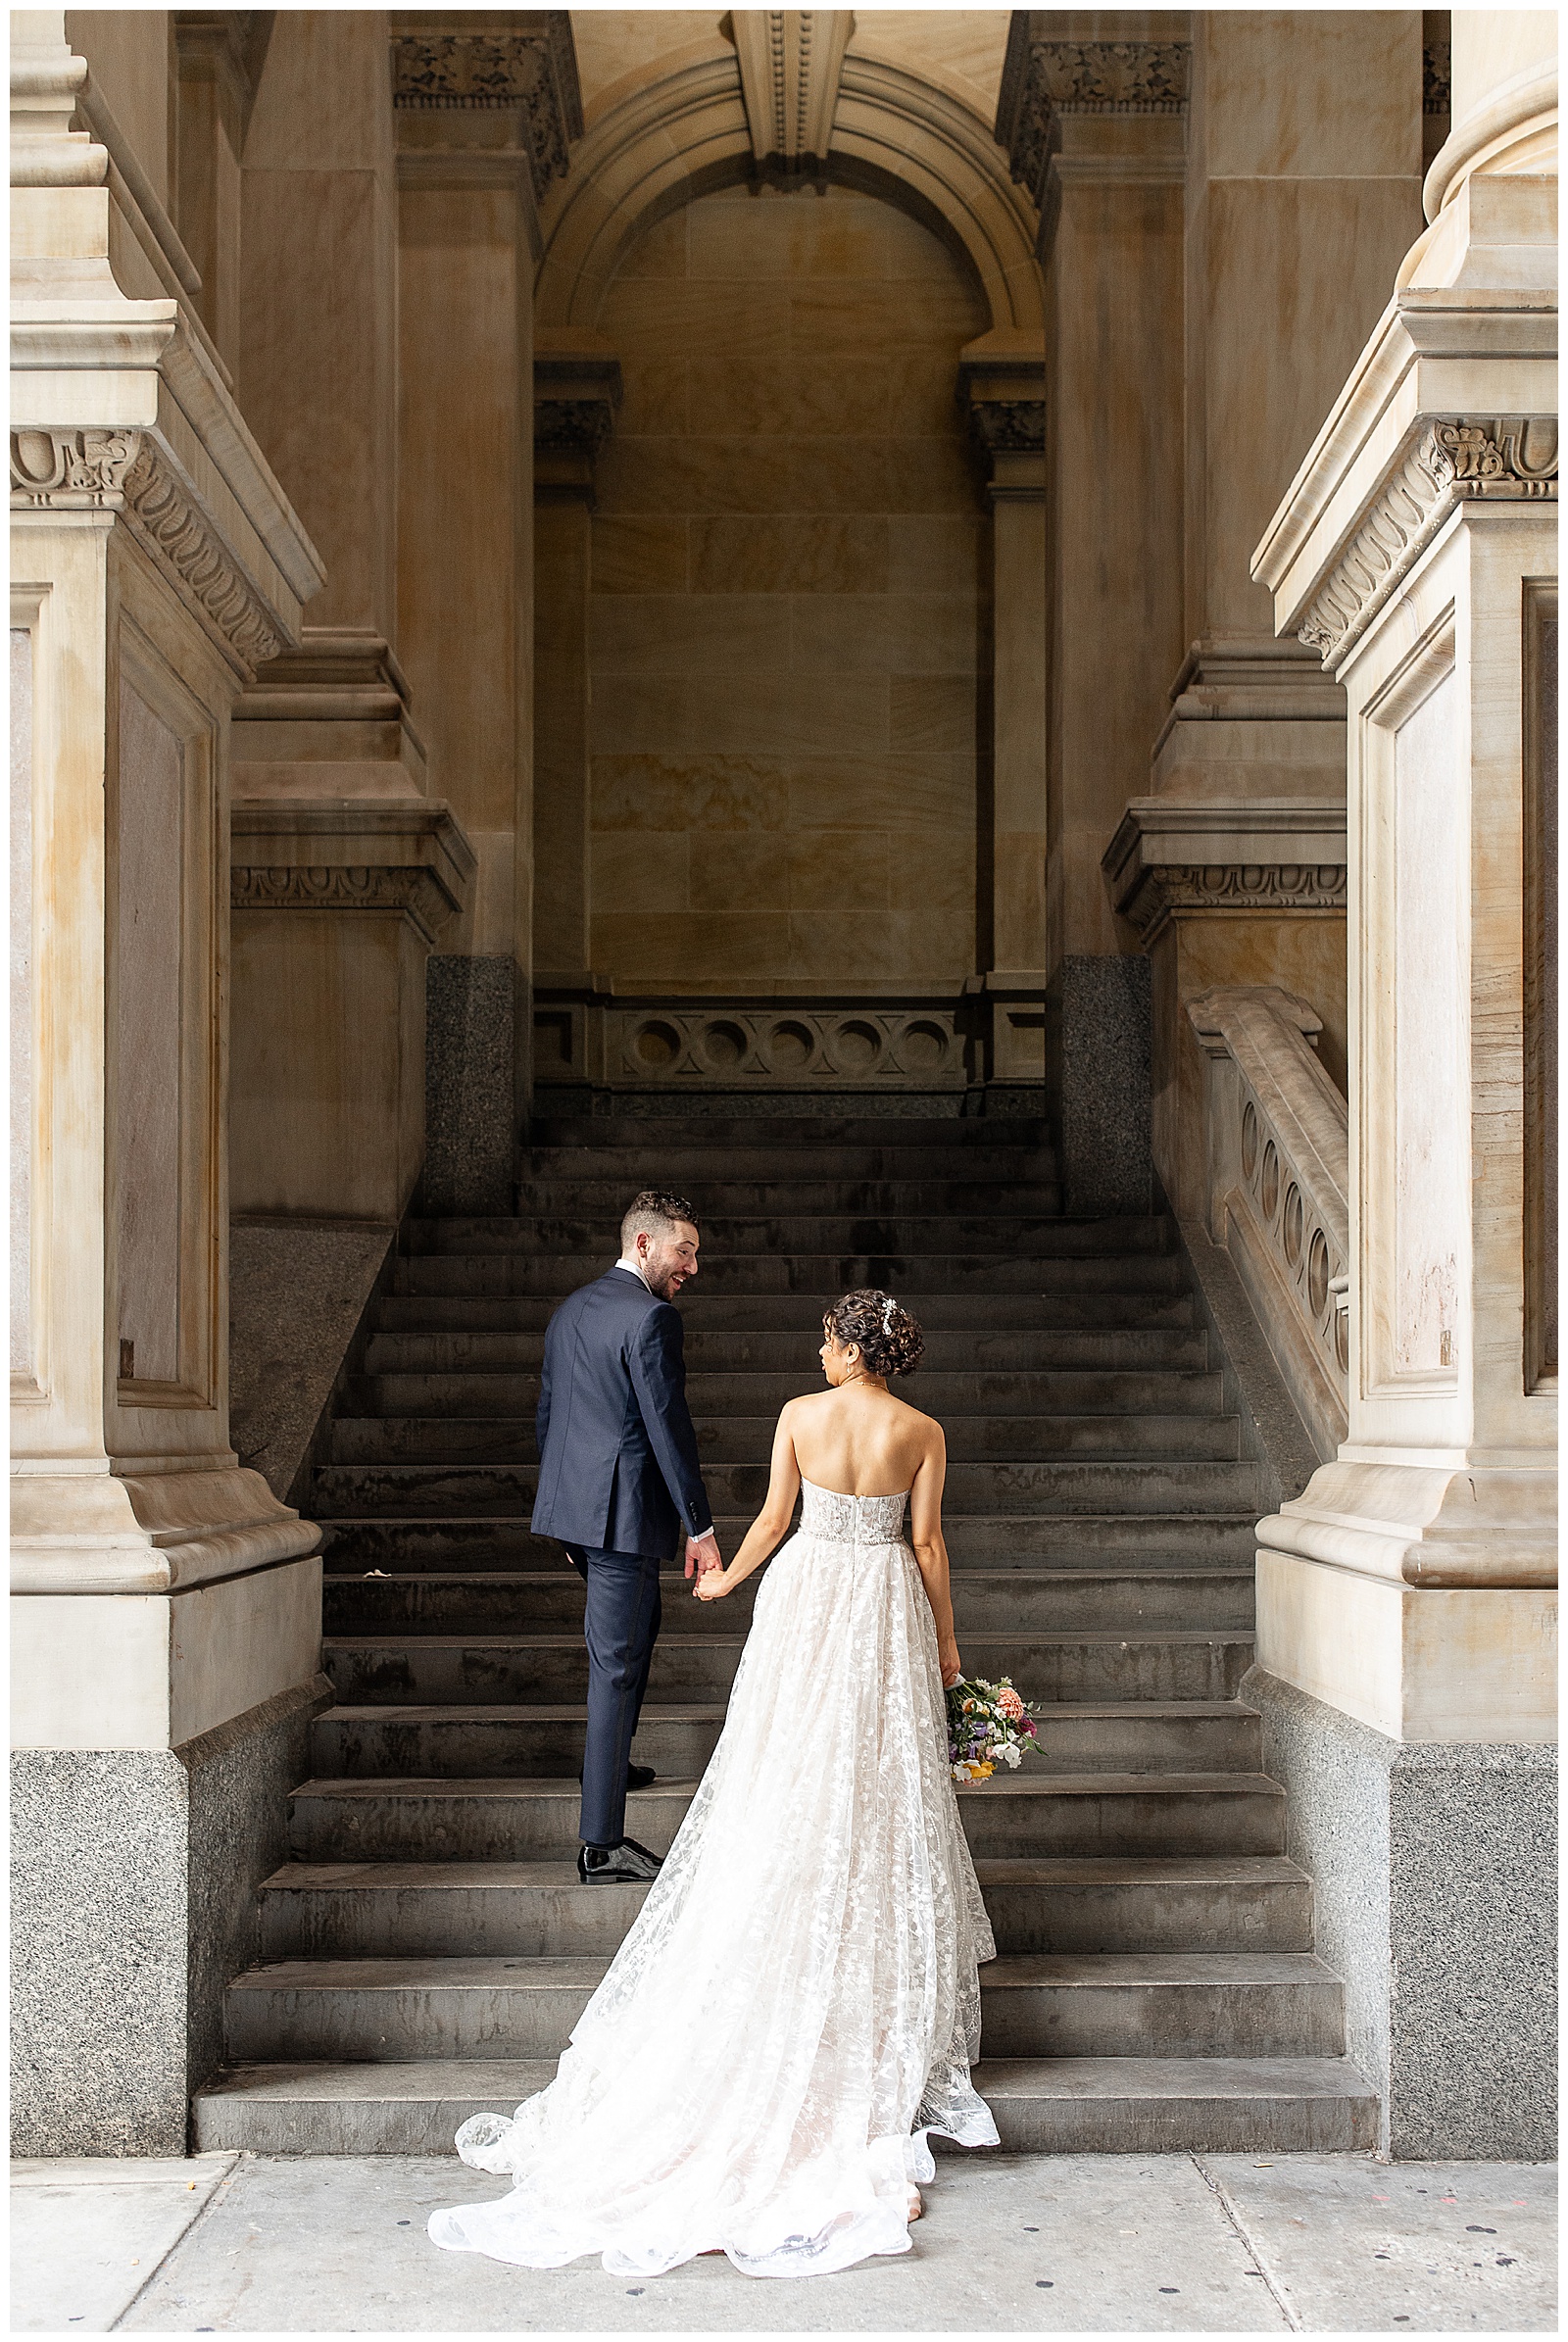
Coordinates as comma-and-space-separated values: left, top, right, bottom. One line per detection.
427, 1478, 999, 2279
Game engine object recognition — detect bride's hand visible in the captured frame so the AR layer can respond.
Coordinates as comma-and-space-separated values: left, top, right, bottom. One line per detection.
694, 1566, 729, 1601
939, 1638, 961, 1689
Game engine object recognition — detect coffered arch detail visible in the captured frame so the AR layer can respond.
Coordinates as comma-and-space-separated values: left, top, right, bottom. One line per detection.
534, 51, 1044, 334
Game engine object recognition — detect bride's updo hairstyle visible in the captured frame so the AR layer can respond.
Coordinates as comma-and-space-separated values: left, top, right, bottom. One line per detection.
824, 1288, 925, 1379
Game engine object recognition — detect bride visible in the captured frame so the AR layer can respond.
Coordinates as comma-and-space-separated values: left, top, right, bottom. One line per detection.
427, 1288, 999, 2280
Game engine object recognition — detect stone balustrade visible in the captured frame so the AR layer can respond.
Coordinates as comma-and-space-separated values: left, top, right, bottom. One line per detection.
1187, 985, 1349, 1462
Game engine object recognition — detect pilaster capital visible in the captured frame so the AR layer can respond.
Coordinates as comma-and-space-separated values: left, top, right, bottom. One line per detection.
996, 15, 1189, 235
957, 329, 1045, 498
389, 12, 583, 203
533, 331, 622, 498
230, 799, 475, 948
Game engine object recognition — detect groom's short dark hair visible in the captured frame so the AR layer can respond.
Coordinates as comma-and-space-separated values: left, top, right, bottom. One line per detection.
621, 1191, 699, 1251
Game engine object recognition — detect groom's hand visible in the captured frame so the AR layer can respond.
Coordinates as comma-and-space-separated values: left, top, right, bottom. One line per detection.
684, 1531, 721, 1581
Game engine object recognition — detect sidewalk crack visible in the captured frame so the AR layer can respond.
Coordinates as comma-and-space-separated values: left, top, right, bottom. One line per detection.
1192, 2150, 1302, 2332
110, 2153, 246, 2331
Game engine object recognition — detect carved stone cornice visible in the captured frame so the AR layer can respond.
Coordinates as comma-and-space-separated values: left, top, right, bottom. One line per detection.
533, 338, 622, 497
389, 15, 583, 200
1423, 33, 1451, 119
230, 801, 475, 947
957, 332, 1047, 495
11, 427, 285, 671
1102, 798, 1349, 947
535, 398, 614, 456
1297, 415, 1558, 664
967, 400, 1047, 455
997, 17, 1189, 211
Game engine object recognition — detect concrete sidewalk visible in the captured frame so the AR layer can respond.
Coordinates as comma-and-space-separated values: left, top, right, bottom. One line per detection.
11, 2150, 1555, 2334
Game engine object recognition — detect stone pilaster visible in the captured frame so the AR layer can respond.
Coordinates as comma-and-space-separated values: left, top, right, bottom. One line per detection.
10, 12, 327, 2151
960, 332, 1047, 1098
533, 334, 619, 984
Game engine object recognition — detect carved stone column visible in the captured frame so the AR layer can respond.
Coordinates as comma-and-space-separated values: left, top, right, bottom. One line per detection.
960, 332, 1048, 1099
533, 335, 620, 992
1250, 149, 1556, 2154
10, 14, 326, 2152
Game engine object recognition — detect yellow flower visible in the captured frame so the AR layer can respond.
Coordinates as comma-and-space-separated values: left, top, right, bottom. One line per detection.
969, 1760, 995, 1780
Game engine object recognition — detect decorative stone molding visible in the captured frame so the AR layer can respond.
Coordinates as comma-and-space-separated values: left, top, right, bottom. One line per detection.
390, 17, 583, 199
1102, 799, 1349, 946
1296, 416, 1558, 664
996, 16, 1189, 210
1188, 984, 1350, 1458
534, 982, 974, 1091
10, 425, 141, 503
1423, 33, 1450, 119
726, 9, 857, 185
966, 400, 1046, 455
230, 802, 475, 948
11, 429, 286, 671
534, 398, 614, 456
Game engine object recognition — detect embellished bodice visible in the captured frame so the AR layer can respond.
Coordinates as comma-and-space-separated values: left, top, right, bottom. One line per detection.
798, 1479, 911, 1546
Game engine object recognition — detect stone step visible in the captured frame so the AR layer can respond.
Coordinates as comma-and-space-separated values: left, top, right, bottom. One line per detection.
222, 1948, 1345, 2064
255, 1857, 1301, 1961
286, 1761, 1275, 1864
300, 1732, 1285, 1852
527, 1119, 1054, 1157
316, 1512, 1263, 1572
409, 1215, 1171, 1259
346, 1367, 1229, 1421
321, 1565, 1255, 1636
191, 2050, 1378, 2156
370, 1289, 1202, 1334
514, 1177, 1067, 1215
256, 1854, 1312, 1967
392, 1252, 1193, 1298
309, 1457, 1268, 1519
363, 1325, 1215, 1375
320, 1630, 1255, 1706
327, 1411, 1244, 1470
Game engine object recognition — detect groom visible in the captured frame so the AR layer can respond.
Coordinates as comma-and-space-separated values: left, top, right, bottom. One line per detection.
532, 1191, 721, 1884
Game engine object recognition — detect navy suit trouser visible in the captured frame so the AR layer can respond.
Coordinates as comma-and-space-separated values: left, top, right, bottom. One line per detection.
566, 1543, 663, 1850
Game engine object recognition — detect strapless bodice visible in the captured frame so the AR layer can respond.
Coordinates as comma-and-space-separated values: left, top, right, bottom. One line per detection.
798, 1479, 910, 1546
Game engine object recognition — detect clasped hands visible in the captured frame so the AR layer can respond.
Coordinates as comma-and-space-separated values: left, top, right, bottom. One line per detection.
684, 1531, 728, 1599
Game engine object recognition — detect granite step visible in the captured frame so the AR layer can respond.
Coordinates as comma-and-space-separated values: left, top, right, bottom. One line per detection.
222, 1948, 1345, 2064
320, 1630, 1256, 1706
192, 2051, 1379, 2156
255, 1857, 1300, 1962
392, 1251, 1194, 1298
316, 1512, 1264, 1572
371, 1289, 1202, 1334
409, 1215, 1172, 1258
363, 1325, 1215, 1375
326, 1410, 1244, 1470
344, 1367, 1228, 1420
286, 1779, 1288, 1874
321, 1564, 1255, 1635
513, 1177, 1067, 1215
309, 1457, 1269, 1519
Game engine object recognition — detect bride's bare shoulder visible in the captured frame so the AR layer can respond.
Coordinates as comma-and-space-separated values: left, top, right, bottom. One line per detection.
889, 1391, 944, 1442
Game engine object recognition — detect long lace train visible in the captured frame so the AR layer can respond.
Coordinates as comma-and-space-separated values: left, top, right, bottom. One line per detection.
427, 1480, 998, 2279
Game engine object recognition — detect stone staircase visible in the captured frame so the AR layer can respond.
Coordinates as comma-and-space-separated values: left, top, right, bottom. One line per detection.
196, 1112, 1377, 2153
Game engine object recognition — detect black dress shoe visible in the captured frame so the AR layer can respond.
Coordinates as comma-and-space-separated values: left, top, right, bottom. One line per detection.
577, 1838, 663, 1884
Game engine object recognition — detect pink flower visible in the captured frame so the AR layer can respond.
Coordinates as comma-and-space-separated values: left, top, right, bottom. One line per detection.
997, 1685, 1025, 1722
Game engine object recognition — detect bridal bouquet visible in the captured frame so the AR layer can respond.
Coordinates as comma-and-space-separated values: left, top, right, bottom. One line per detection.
946, 1676, 1042, 1782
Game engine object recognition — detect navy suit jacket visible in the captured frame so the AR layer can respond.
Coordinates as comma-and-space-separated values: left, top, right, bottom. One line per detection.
531, 1266, 714, 1559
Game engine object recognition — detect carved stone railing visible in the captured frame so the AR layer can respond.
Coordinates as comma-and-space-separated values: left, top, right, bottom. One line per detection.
533, 980, 984, 1093
1187, 985, 1349, 1460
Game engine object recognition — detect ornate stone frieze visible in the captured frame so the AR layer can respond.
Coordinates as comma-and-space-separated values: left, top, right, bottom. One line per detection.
390, 18, 583, 199
1122, 863, 1347, 942
12, 429, 284, 669
230, 800, 474, 946
1423, 34, 1451, 118
1103, 798, 1349, 946
1298, 416, 1558, 662
534, 985, 973, 1090
997, 18, 1189, 209
966, 400, 1047, 455
534, 397, 615, 456
10, 426, 141, 503
231, 864, 447, 923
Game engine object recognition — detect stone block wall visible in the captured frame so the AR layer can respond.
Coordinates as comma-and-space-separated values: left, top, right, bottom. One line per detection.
584, 181, 990, 991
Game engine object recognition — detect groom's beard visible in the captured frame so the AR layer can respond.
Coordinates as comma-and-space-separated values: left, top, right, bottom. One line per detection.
645, 1256, 691, 1301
